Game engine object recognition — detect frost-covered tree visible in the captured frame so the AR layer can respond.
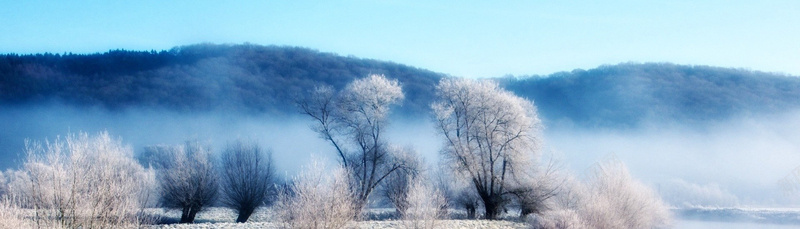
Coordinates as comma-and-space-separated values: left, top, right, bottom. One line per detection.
155, 142, 219, 223
298, 74, 407, 210
219, 141, 277, 223
432, 78, 542, 219
11, 131, 155, 228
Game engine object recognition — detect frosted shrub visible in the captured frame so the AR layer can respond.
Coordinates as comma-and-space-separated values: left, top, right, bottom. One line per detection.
533, 161, 670, 229
578, 161, 671, 229
528, 209, 587, 229
0, 197, 31, 228
13, 131, 155, 228
401, 176, 447, 229
276, 161, 357, 229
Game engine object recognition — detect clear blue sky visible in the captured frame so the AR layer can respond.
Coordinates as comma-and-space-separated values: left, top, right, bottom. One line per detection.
1, 0, 798, 77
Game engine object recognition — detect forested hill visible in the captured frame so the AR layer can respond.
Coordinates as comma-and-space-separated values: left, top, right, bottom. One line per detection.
2, 44, 800, 128
0, 44, 444, 116
500, 63, 800, 127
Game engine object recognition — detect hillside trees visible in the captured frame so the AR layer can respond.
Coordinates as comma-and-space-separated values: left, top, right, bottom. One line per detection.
298, 74, 408, 211
219, 141, 277, 223
432, 78, 543, 219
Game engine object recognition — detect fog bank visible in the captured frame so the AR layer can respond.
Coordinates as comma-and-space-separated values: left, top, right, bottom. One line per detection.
2, 103, 800, 207
545, 110, 800, 207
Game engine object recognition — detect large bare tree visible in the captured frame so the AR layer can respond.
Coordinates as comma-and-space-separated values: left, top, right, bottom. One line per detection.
219, 141, 276, 223
298, 74, 406, 210
432, 78, 542, 219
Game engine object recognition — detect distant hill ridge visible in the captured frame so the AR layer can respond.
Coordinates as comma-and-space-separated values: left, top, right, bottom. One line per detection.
2, 44, 799, 127
501, 63, 800, 127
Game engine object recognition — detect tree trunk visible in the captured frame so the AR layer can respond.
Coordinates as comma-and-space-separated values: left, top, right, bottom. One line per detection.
180, 207, 192, 223
482, 196, 503, 220
466, 205, 476, 219
236, 208, 254, 223
180, 205, 201, 223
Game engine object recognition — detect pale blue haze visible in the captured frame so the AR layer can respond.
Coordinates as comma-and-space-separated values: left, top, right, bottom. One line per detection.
1, 0, 798, 77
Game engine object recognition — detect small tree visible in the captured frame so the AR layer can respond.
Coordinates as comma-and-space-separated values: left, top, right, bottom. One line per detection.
155, 142, 219, 223
432, 78, 542, 219
219, 141, 277, 223
379, 146, 422, 216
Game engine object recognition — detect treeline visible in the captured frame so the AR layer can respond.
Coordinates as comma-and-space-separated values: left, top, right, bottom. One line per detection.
3, 44, 800, 127
0, 44, 443, 116
501, 63, 800, 127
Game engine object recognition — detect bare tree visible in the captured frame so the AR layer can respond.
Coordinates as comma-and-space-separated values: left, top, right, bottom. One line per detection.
432, 78, 542, 219
219, 141, 277, 223
298, 74, 407, 211
10, 131, 154, 228
155, 142, 219, 223
276, 160, 358, 229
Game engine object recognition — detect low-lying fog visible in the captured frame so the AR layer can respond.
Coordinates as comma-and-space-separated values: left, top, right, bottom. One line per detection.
2, 103, 800, 208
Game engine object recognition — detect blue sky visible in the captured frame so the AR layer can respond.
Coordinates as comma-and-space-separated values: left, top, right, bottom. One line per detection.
1, 1, 798, 77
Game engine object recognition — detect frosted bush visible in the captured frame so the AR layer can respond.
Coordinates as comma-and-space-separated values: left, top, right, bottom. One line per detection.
9, 131, 155, 228
401, 176, 447, 229
276, 161, 357, 229
531, 161, 671, 229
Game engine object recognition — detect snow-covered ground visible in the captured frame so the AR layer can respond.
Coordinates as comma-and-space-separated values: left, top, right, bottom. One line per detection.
145, 207, 800, 228
145, 207, 529, 229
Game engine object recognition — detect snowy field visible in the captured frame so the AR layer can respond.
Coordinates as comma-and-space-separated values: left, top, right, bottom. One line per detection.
143, 207, 800, 228
145, 207, 528, 229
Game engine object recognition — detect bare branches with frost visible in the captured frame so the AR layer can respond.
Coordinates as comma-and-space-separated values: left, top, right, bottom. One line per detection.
219, 141, 277, 223
298, 74, 407, 211
155, 142, 219, 223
